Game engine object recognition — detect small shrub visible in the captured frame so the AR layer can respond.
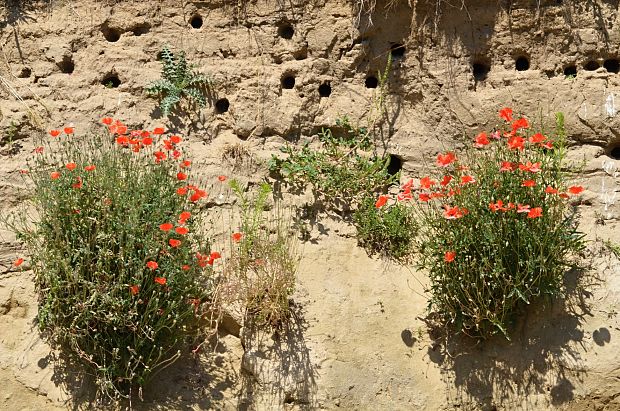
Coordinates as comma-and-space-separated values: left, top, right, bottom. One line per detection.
378, 109, 586, 338
145, 45, 210, 117
8, 120, 215, 399
221, 180, 298, 328
353, 196, 417, 261
269, 117, 397, 212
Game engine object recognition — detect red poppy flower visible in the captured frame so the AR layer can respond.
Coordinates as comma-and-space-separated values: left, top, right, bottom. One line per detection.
116, 125, 128, 135
159, 223, 174, 232
85, 165, 96, 171
545, 186, 558, 194
170, 135, 182, 144
146, 261, 159, 270
518, 162, 541, 173
64, 126, 74, 134
527, 207, 543, 218
499, 161, 516, 172
460, 175, 476, 185
489, 200, 505, 212
177, 186, 188, 196
153, 127, 165, 135
568, 185, 584, 195
375, 195, 389, 208
516, 204, 531, 213
154, 276, 167, 285
232, 232, 243, 242
179, 160, 191, 169
50, 171, 61, 179
540, 141, 554, 149
443, 205, 466, 220
499, 107, 513, 122
522, 179, 536, 187
474, 132, 490, 148
13, 258, 24, 267
72, 177, 83, 189
397, 192, 413, 201
129, 285, 139, 295
402, 178, 414, 190
444, 251, 456, 263
34, 146, 44, 154
436, 152, 456, 167
190, 189, 207, 202
101, 117, 113, 125
177, 172, 187, 181
507, 136, 525, 151
419, 193, 431, 202
154, 151, 167, 163
49, 129, 61, 137
529, 133, 546, 143
440, 175, 452, 186
179, 212, 191, 223
116, 136, 129, 145
512, 117, 529, 131
142, 137, 153, 146
420, 176, 436, 189
175, 227, 189, 235
210, 251, 221, 260
559, 192, 569, 199
169, 239, 182, 248
172, 150, 181, 159
181, 265, 190, 271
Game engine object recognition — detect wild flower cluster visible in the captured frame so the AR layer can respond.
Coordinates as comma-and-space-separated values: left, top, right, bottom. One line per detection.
9, 120, 216, 398
374, 109, 586, 338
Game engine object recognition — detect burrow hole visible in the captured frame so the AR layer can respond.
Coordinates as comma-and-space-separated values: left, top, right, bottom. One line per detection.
278, 23, 294, 39
318, 82, 331, 97
281, 74, 295, 89
132, 24, 151, 36
101, 25, 121, 42
609, 143, 620, 160
584, 60, 600, 71
604, 59, 620, 74
387, 154, 403, 176
472, 61, 490, 81
215, 98, 230, 114
390, 43, 405, 59
17, 67, 31, 78
59, 57, 74, 74
101, 74, 121, 88
564, 65, 577, 77
365, 75, 378, 88
190, 14, 203, 29
515, 56, 530, 71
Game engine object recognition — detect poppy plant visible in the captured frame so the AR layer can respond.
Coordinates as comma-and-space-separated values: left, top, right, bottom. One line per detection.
146, 261, 159, 270
232, 232, 243, 242
153, 127, 165, 135
50, 171, 61, 180
169, 239, 182, 248
440, 175, 452, 186
177, 172, 188, 181
64, 126, 74, 134
129, 285, 140, 295
218, 175, 227, 182
170, 135, 182, 144
49, 129, 61, 137
101, 117, 113, 125
177, 187, 188, 196
34, 146, 44, 154
474, 132, 490, 148
499, 107, 513, 122
159, 223, 174, 232
13, 258, 24, 267
460, 175, 476, 185
175, 227, 189, 235
179, 211, 191, 223
436, 152, 456, 167
420, 176, 436, 189
65, 162, 77, 171
527, 207, 543, 218
545, 186, 559, 194
507, 136, 525, 151
522, 179, 536, 187
568, 185, 584, 195
444, 251, 456, 263
154, 276, 167, 285
500, 161, 516, 172
85, 165, 96, 171
529, 133, 546, 143
375, 195, 389, 208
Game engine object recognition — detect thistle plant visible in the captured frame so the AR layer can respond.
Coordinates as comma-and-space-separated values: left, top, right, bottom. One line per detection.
145, 45, 210, 117
375, 109, 586, 338
7, 120, 216, 399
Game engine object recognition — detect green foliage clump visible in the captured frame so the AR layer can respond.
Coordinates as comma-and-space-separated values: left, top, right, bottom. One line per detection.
353, 196, 417, 261
222, 180, 298, 328
9, 121, 214, 399
145, 45, 210, 116
395, 109, 586, 338
268, 117, 397, 211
